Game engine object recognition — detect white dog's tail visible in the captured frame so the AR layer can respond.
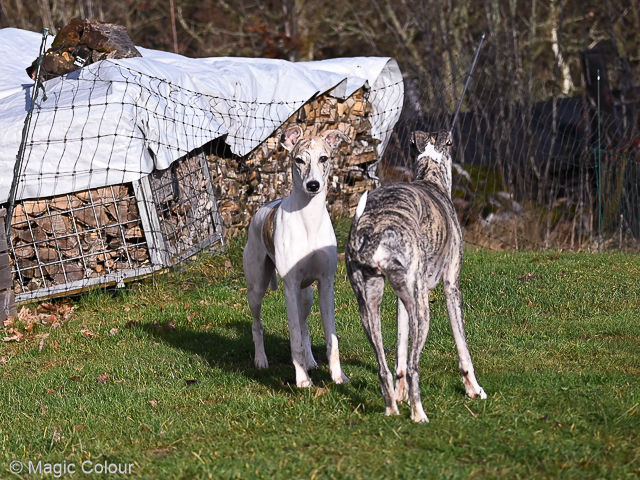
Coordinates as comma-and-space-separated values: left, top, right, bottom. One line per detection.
269, 270, 278, 291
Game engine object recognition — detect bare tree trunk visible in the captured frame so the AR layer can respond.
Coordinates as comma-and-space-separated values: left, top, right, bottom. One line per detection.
169, 0, 178, 53
550, 0, 574, 94
38, 0, 57, 33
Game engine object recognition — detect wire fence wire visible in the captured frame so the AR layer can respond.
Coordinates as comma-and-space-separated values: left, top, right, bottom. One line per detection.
381, 39, 640, 253
4, 33, 638, 304
2, 35, 403, 302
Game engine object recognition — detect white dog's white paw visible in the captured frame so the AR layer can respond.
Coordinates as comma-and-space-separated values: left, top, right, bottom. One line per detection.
297, 378, 313, 388
254, 356, 269, 370
466, 385, 487, 399
331, 369, 350, 384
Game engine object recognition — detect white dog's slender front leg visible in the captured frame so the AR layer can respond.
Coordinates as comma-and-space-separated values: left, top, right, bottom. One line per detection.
298, 286, 318, 370
318, 278, 349, 384
284, 284, 313, 387
395, 297, 409, 403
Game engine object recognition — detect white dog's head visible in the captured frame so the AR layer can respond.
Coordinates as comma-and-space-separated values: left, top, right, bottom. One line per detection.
281, 125, 350, 196
411, 130, 454, 194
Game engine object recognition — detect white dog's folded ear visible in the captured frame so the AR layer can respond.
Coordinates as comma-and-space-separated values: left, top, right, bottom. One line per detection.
281, 125, 304, 151
320, 129, 351, 149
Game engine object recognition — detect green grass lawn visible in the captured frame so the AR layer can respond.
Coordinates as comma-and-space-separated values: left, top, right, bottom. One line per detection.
1, 236, 639, 479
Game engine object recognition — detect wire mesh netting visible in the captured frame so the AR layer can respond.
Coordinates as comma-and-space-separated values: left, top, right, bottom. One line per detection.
1, 31, 403, 303
381, 38, 640, 253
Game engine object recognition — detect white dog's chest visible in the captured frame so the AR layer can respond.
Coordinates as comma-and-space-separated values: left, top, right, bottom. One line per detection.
273, 214, 337, 284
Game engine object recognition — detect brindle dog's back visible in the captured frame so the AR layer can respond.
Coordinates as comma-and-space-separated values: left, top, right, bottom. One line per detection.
347, 180, 460, 277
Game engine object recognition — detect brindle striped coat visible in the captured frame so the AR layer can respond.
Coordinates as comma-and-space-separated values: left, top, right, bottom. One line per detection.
345, 130, 487, 422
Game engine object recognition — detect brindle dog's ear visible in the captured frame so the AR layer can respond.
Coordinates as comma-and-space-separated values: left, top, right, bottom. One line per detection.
411, 131, 430, 153
320, 129, 351, 150
281, 125, 304, 152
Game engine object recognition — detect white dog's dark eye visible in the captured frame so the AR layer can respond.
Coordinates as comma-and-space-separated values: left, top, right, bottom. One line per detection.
319, 156, 329, 163
295, 157, 304, 165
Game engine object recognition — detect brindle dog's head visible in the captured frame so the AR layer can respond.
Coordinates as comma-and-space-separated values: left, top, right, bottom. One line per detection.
281, 125, 350, 196
411, 130, 454, 194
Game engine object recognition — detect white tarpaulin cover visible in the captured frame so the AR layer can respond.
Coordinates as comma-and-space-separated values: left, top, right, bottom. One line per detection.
0, 28, 403, 203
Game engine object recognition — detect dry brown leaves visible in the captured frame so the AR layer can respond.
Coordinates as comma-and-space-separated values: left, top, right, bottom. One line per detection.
2, 301, 75, 343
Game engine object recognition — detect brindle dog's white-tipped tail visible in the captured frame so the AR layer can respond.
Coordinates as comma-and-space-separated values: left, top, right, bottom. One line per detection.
355, 190, 368, 220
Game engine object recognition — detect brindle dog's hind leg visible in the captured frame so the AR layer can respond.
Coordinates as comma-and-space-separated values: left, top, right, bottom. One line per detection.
443, 255, 487, 400
395, 297, 409, 403
351, 269, 399, 416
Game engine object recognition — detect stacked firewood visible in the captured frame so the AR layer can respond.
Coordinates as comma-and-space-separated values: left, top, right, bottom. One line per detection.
9, 185, 149, 293
208, 87, 380, 238
147, 155, 222, 259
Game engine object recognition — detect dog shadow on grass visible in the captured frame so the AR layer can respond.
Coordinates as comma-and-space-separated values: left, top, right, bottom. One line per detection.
145, 319, 375, 405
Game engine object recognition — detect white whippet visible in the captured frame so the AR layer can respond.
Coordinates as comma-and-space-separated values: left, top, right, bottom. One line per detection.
243, 124, 350, 387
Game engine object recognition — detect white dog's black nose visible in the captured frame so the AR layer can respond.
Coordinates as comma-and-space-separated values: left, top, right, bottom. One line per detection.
306, 180, 320, 192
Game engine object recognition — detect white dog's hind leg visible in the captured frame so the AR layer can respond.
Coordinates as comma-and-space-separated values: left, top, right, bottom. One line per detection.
297, 286, 317, 370
244, 241, 275, 370
317, 278, 349, 384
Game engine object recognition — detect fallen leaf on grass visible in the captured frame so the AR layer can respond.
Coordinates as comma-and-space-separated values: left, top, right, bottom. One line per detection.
0, 357, 8, 364
149, 447, 174, 458
152, 320, 175, 333
23, 322, 35, 332
2, 316, 14, 327
140, 424, 152, 432
224, 260, 233, 269
149, 400, 158, 407
530, 258, 540, 263
109, 328, 118, 336
124, 306, 131, 312
38, 333, 50, 351
69, 376, 82, 381
186, 379, 199, 386
47, 389, 55, 394
74, 424, 85, 431
41, 406, 48, 415
97, 374, 109, 384
315, 387, 329, 397
81, 329, 95, 338
337, 252, 345, 261
517, 274, 538, 281
4, 328, 23, 342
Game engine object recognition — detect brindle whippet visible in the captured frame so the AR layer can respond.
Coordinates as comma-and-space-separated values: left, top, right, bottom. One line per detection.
345, 130, 487, 422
